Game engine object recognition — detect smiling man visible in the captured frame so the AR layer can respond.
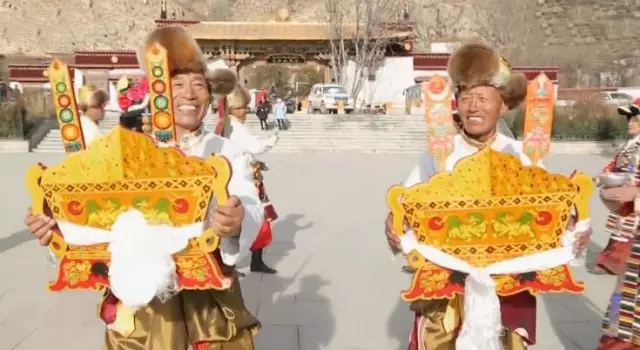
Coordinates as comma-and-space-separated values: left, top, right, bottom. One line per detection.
24, 26, 263, 350
384, 42, 592, 349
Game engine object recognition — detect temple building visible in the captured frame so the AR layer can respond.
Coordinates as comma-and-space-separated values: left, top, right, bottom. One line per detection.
7, 16, 558, 113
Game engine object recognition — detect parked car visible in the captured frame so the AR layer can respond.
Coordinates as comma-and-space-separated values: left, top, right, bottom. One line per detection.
589, 92, 634, 107
307, 83, 354, 114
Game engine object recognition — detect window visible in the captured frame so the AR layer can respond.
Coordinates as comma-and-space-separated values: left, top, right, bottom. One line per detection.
611, 93, 633, 101
323, 86, 347, 95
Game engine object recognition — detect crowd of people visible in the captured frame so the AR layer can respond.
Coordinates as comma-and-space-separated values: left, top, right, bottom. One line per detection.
18, 25, 640, 350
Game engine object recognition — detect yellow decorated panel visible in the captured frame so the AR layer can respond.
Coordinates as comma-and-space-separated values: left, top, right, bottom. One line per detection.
25, 126, 233, 292
387, 148, 593, 299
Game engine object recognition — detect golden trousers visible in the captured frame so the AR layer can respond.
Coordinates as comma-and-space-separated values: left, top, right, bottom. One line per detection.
411, 297, 528, 350
103, 274, 259, 350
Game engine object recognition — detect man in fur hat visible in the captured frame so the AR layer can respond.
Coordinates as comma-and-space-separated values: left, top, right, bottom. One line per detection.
24, 26, 262, 349
77, 84, 109, 144
226, 84, 280, 275
384, 42, 592, 349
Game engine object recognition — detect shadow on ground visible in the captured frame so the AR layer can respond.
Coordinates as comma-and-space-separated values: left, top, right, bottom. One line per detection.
544, 240, 608, 349
0, 229, 33, 254
386, 296, 412, 350
238, 213, 313, 270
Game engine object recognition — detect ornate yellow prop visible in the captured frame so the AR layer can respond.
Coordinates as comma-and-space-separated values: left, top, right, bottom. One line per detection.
25, 127, 233, 292
523, 73, 554, 165
47, 59, 86, 153
143, 43, 177, 143
387, 148, 594, 300
423, 76, 455, 171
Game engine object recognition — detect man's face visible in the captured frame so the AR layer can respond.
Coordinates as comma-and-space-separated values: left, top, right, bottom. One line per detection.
172, 72, 209, 131
87, 104, 106, 121
457, 85, 507, 139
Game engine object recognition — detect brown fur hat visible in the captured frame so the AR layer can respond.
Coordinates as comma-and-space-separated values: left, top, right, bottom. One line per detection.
137, 26, 237, 96
447, 42, 527, 110
227, 84, 251, 109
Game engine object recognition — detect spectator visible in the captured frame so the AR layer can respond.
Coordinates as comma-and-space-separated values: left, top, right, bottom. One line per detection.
0, 82, 6, 100
274, 98, 287, 130
256, 99, 270, 131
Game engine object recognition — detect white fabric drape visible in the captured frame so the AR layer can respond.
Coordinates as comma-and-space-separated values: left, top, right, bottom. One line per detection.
400, 219, 590, 350
57, 209, 203, 310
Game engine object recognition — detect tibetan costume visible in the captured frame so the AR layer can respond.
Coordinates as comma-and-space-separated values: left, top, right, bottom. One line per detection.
226, 85, 280, 272
34, 26, 262, 350
105, 26, 260, 350
405, 134, 538, 350
598, 102, 640, 349
596, 102, 640, 275
396, 43, 590, 350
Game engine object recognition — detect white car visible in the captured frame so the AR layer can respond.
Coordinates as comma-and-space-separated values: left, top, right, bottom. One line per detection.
590, 92, 634, 107
307, 84, 354, 114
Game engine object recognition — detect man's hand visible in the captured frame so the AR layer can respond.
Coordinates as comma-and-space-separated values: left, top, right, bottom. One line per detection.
574, 228, 592, 255
24, 207, 56, 246
567, 215, 591, 254
210, 196, 245, 237
601, 186, 637, 204
385, 213, 402, 254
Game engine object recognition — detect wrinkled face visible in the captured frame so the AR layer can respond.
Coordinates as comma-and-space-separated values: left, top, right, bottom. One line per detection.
172, 72, 209, 132
457, 85, 507, 141
629, 117, 640, 136
231, 104, 249, 122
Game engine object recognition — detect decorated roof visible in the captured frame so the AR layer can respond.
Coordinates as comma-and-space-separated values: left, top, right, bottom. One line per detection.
74, 51, 138, 68
412, 53, 558, 83
186, 21, 414, 41
154, 19, 200, 28
9, 64, 75, 83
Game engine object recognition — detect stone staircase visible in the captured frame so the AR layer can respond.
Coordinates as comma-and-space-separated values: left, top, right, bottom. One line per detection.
32, 112, 432, 153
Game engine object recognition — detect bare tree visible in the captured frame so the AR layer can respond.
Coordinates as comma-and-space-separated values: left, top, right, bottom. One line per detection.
324, 0, 401, 100
469, 0, 545, 65
406, 0, 466, 48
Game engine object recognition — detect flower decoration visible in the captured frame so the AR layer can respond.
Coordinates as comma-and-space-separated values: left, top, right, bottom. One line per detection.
118, 77, 149, 112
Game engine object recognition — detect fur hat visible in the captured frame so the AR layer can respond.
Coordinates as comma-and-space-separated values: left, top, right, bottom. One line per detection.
137, 26, 237, 96
77, 84, 108, 112
447, 42, 527, 110
227, 85, 251, 109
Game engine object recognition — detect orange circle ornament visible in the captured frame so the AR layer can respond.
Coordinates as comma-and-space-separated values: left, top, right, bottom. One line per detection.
152, 80, 166, 94
153, 112, 172, 130
61, 124, 80, 141
58, 95, 71, 108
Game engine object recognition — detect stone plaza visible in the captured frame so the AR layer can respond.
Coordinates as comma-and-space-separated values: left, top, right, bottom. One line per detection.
0, 151, 618, 350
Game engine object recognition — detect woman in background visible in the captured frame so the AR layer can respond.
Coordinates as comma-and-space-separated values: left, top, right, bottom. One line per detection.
597, 101, 640, 349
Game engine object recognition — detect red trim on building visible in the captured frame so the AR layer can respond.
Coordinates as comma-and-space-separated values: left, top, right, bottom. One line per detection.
74, 51, 138, 67
154, 19, 200, 28
411, 52, 558, 82
9, 64, 75, 83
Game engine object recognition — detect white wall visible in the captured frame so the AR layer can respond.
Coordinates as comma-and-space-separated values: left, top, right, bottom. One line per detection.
341, 56, 415, 106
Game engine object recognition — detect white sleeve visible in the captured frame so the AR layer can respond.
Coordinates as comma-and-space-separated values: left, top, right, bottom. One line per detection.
218, 152, 263, 266
403, 152, 436, 187
80, 118, 102, 146
230, 123, 277, 155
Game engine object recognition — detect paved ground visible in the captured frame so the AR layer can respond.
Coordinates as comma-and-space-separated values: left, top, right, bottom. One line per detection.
0, 152, 617, 350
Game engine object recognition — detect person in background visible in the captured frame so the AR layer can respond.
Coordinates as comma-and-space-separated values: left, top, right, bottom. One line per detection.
0, 82, 7, 100
77, 84, 108, 144
597, 101, 640, 348
595, 101, 640, 276
274, 98, 287, 130
227, 85, 280, 275
256, 98, 270, 131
